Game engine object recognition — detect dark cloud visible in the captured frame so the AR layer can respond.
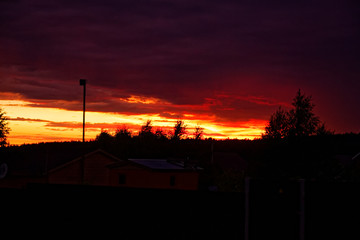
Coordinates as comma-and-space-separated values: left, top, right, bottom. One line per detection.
8, 117, 138, 133
8, 117, 51, 123
1, 0, 359, 133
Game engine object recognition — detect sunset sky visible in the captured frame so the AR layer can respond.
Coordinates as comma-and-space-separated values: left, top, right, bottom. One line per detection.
1, 0, 359, 145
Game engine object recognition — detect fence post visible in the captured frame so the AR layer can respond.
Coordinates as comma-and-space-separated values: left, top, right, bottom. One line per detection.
299, 179, 305, 240
245, 177, 250, 240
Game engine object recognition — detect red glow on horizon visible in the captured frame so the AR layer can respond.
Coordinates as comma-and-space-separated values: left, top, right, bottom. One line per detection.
2, 98, 268, 145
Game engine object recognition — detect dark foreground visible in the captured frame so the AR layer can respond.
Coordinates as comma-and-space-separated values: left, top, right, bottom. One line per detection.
1, 184, 243, 239
2, 181, 360, 240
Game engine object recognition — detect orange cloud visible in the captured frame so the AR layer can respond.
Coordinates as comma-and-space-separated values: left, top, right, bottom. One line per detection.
4, 98, 268, 145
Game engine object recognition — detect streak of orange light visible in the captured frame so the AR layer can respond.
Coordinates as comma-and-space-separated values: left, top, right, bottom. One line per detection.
1, 99, 266, 145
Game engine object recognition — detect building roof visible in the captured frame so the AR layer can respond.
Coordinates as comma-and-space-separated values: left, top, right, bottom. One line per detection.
352, 152, 360, 161
335, 152, 360, 167
0, 142, 199, 178
48, 148, 122, 173
128, 159, 188, 170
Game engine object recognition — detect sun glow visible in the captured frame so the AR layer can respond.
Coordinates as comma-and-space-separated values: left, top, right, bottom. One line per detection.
1, 99, 266, 145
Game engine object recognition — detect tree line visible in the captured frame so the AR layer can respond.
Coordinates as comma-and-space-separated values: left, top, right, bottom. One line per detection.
95, 89, 334, 143
0, 89, 343, 147
95, 119, 204, 142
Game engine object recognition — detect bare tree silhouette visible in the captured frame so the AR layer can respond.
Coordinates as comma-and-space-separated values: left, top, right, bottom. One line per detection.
193, 125, 204, 140
0, 108, 10, 147
139, 120, 155, 139
155, 128, 168, 140
171, 120, 187, 140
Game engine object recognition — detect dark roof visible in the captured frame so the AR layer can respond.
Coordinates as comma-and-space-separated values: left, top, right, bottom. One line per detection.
49, 149, 123, 173
0, 142, 198, 177
353, 152, 360, 161
335, 154, 354, 167
128, 159, 190, 170
334, 152, 360, 167
0, 141, 99, 177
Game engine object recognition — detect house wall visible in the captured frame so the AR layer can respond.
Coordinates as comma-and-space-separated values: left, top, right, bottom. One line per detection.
48, 152, 116, 186
48, 160, 82, 185
109, 168, 199, 190
0, 176, 47, 189
83, 152, 113, 185
1, 150, 200, 190
28, 151, 200, 190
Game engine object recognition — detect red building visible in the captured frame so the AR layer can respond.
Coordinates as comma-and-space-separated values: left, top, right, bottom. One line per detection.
0, 147, 200, 190
108, 158, 200, 190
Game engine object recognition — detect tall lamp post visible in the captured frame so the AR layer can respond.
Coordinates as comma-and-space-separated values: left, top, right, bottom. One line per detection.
80, 79, 87, 142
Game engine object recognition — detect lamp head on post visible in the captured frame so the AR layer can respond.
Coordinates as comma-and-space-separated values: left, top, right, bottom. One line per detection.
80, 79, 87, 143
80, 79, 87, 86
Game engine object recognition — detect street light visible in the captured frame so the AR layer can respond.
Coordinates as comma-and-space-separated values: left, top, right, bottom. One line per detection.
80, 79, 87, 142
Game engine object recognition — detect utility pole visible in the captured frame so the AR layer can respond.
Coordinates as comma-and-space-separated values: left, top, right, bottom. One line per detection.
80, 79, 87, 142
79, 79, 87, 184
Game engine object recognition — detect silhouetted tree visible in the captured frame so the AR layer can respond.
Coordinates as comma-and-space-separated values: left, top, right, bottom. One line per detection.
193, 125, 204, 140
0, 108, 10, 147
263, 107, 289, 139
263, 89, 331, 139
288, 89, 320, 137
95, 129, 113, 144
155, 128, 168, 140
316, 122, 335, 136
139, 120, 155, 139
115, 126, 132, 141
171, 120, 187, 140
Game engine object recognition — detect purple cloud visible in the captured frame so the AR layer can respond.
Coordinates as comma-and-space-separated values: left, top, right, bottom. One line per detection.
1, 0, 359, 133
